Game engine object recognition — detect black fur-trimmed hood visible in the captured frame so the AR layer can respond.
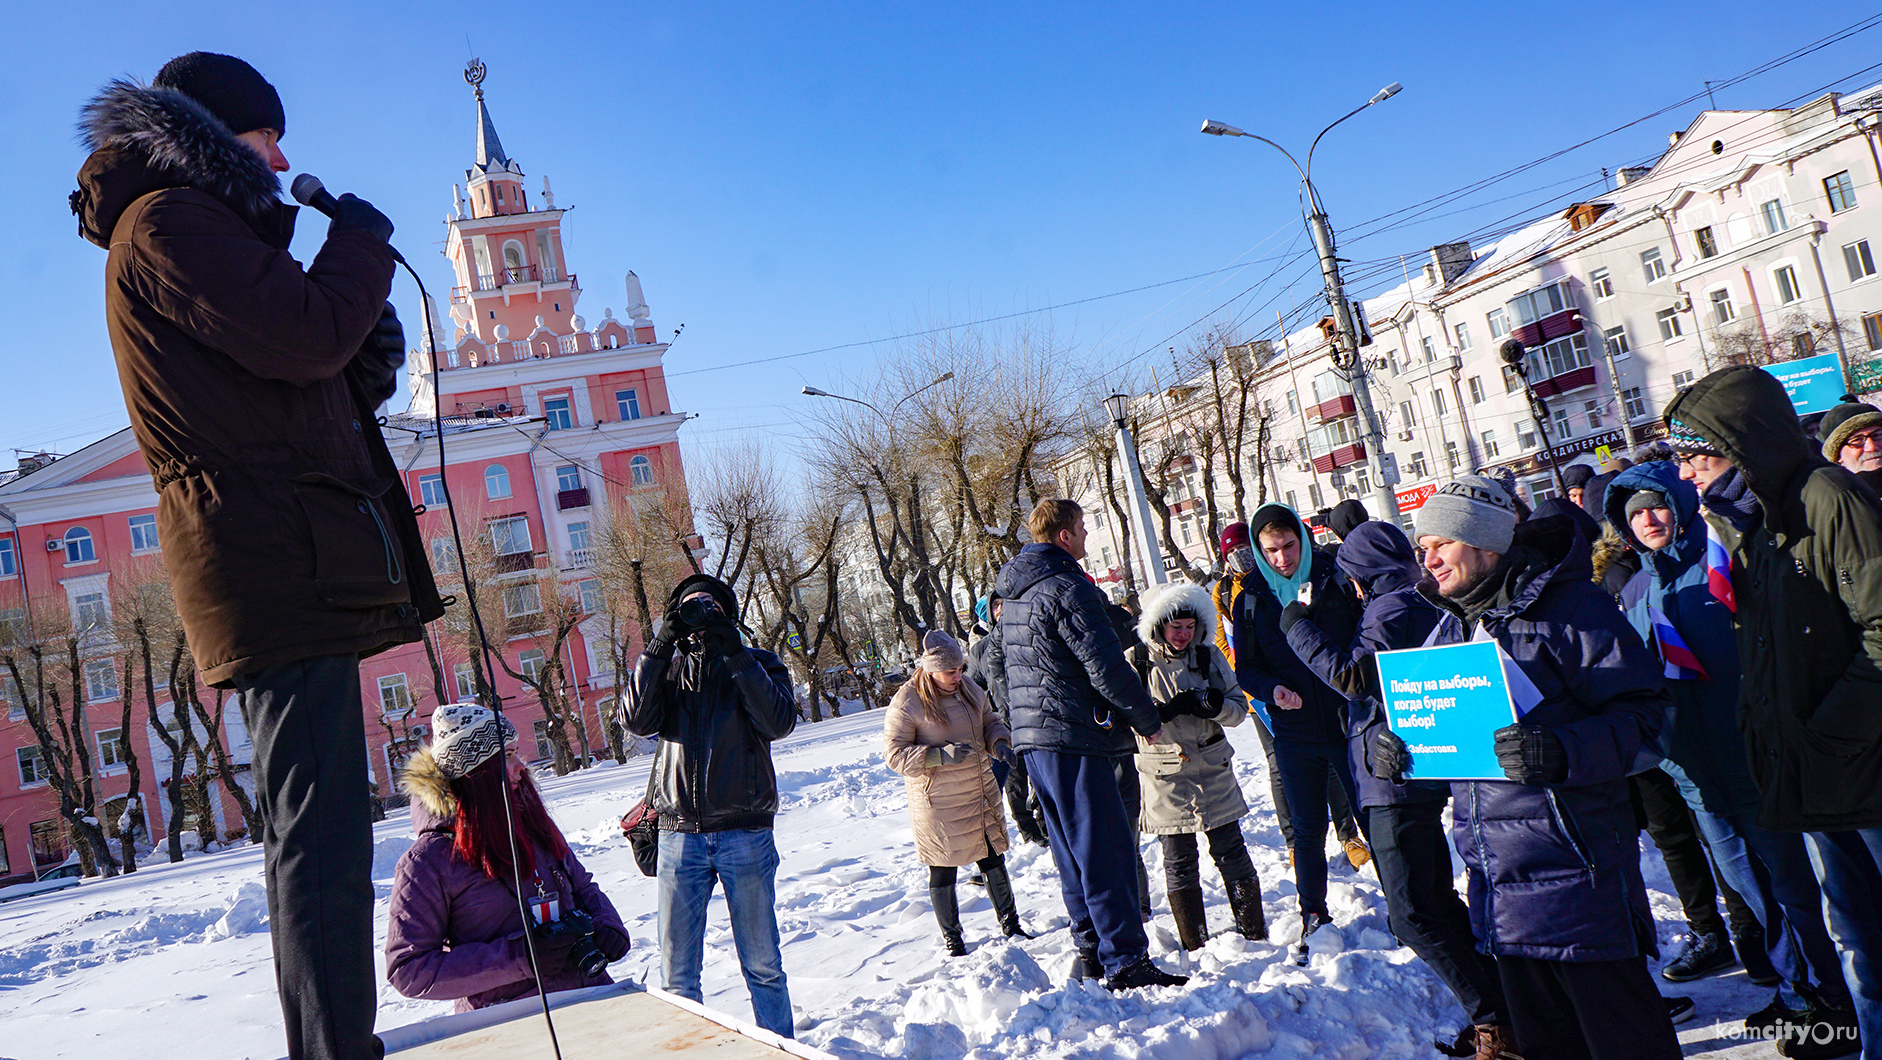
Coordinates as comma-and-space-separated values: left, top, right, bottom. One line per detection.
72, 79, 283, 248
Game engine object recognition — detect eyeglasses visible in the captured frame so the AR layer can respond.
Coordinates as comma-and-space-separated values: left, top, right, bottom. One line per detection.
1843, 430, 1882, 452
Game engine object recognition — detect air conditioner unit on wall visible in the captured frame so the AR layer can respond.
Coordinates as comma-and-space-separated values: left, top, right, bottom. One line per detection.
1295, 461, 1314, 473
45, 538, 62, 552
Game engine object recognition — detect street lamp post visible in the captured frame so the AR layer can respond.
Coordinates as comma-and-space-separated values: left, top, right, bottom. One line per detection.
1203, 82, 1403, 523
1103, 392, 1169, 588
1499, 339, 1569, 496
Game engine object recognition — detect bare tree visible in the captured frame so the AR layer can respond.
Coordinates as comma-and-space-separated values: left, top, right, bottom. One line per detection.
0, 611, 118, 877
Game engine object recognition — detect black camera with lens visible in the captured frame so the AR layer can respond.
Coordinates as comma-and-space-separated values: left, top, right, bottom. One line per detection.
675, 595, 716, 631
534, 907, 608, 978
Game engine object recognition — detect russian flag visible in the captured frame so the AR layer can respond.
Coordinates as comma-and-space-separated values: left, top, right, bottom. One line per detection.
1705, 523, 1736, 613
1649, 606, 1710, 681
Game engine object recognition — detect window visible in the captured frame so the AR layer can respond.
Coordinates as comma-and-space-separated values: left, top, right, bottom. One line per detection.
1407, 452, 1428, 478
1710, 288, 1736, 325
29, 820, 63, 864
1444, 441, 1460, 469
567, 521, 592, 553
1623, 387, 1648, 420
1864, 312, 1882, 351
1825, 171, 1858, 213
1285, 390, 1299, 416
430, 537, 457, 570
1760, 199, 1788, 236
1793, 332, 1816, 358
578, 579, 603, 614
1510, 280, 1574, 325
1694, 226, 1719, 258
1656, 308, 1684, 341
1487, 306, 1510, 338
18, 746, 47, 786
64, 527, 95, 564
1099, 546, 1114, 569
1845, 240, 1876, 282
1421, 336, 1436, 363
1480, 429, 1500, 459
503, 582, 542, 618
1308, 483, 1324, 508
519, 648, 546, 682
0, 607, 22, 645
484, 464, 512, 500
1641, 248, 1667, 284
615, 388, 642, 421
548, 466, 580, 495
1285, 491, 1299, 511
1584, 400, 1604, 430
377, 674, 412, 715
543, 396, 573, 430
97, 728, 127, 769
0, 826, 7, 875
1502, 364, 1523, 393
533, 719, 554, 761
1773, 264, 1802, 305
453, 662, 478, 700
1517, 420, 1539, 450
0, 536, 14, 577
488, 516, 531, 556
1467, 376, 1486, 404
128, 514, 159, 553
1399, 400, 1417, 428
419, 474, 446, 507
74, 591, 108, 632
1603, 325, 1631, 360
630, 455, 654, 486
1589, 268, 1614, 301
1454, 322, 1473, 351
1531, 333, 1592, 378
83, 658, 118, 701
1672, 370, 1696, 389
1180, 521, 1194, 545
1431, 388, 1448, 416
1311, 370, 1350, 403
1, 672, 20, 721
1551, 404, 1574, 439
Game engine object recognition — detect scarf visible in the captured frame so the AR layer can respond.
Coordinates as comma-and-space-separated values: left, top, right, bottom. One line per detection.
1256, 540, 1314, 605
1700, 464, 1761, 534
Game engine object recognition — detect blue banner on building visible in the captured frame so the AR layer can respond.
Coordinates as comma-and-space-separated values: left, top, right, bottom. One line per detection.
1374, 641, 1519, 781
1762, 353, 1847, 416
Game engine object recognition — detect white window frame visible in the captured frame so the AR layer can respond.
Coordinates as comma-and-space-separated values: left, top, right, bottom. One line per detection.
128, 514, 160, 553
519, 648, 546, 682
377, 673, 413, 715
1771, 262, 1803, 306
1454, 322, 1473, 351
484, 464, 512, 500
1603, 325, 1631, 360
1656, 308, 1685, 342
630, 455, 654, 486
419, 474, 447, 507
1760, 198, 1789, 236
615, 388, 642, 421
1844, 240, 1876, 283
1672, 370, 1696, 389
0, 536, 15, 578
83, 658, 119, 702
97, 727, 127, 770
1480, 428, 1500, 458
1623, 387, 1648, 420
1487, 306, 1510, 338
74, 590, 108, 632
489, 516, 532, 556
503, 582, 543, 618
556, 465, 582, 492
1589, 268, 1614, 301
1641, 248, 1667, 284
17, 746, 48, 787
453, 662, 478, 700
1467, 376, 1485, 404
543, 395, 574, 431
1708, 286, 1736, 325
64, 527, 96, 565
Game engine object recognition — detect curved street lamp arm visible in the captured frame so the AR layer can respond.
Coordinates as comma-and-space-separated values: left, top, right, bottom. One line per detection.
1305, 101, 1375, 184
887, 371, 956, 419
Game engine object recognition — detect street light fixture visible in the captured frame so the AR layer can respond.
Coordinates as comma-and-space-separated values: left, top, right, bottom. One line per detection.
1499, 338, 1568, 496
1202, 83, 1404, 523
1102, 392, 1168, 588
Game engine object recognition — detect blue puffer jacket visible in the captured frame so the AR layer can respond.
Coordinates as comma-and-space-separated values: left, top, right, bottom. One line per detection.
1603, 462, 1758, 819
995, 543, 1160, 756
1431, 515, 1671, 962
1231, 504, 1362, 744
1285, 521, 1445, 809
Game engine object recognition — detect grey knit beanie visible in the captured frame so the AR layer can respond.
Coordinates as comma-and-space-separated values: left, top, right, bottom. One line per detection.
428, 702, 519, 780
918, 629, 966, 673
1623, 490, 1670, 521
1414, 475, 1519, 554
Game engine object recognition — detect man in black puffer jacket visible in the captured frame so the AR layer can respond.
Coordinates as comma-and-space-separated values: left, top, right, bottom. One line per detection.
996, 499, 1185, 991
623, 574, 798, 1037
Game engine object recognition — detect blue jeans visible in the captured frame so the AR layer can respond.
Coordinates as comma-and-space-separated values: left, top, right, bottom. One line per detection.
657, 829, 793, 1038
1272, 737, 1363, 916
1687, 807, 1845, 1008
1023, 749, 1147, 977
1804, 829, 1882, 1060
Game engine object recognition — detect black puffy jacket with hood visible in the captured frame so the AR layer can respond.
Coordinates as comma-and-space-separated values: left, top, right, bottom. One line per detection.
1228, 504, 1362, 744
622, 574, 799, 832
1662, 365, 1882, 832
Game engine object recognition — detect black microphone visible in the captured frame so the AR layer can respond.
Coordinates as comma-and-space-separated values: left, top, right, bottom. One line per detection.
290, 174, 404, 262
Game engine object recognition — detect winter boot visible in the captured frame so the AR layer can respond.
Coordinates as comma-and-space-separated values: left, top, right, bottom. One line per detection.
1294, 910, 1332, 966
1168, 885, 1208, 951
1069, 947, 1103, 982
1472, 1024, 1524, 1060
1660, 929, 1735, 982
1103, 955, 1189, 991
930, 883, 967, 957
1663, 996, 1696, 1024
1342, 836, 1372, 871
984, 860, 1032, 939
1776, 1002, 1861, 1059
1226, 875, 1268, 941
1733, 923, 1781, 986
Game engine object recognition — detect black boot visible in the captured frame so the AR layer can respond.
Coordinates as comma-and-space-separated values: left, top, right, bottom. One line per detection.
1168, 885, 1208, 951
1070, 947, 1103, 982
930, 883, 967, 956
984, 860, 1032, 939
1226, 875, 1268, 941
1733, 922, 1781, 987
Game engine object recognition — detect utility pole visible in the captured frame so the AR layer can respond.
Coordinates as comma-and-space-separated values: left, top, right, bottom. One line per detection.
1104, 393, 1169, 587
1306, 209, 1399, 522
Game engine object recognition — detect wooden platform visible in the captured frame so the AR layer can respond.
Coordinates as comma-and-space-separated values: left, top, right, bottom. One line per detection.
380, 982, 836, 1060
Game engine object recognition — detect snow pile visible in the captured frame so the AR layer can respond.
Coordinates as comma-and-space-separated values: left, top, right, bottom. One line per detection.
209, 882, 268, 940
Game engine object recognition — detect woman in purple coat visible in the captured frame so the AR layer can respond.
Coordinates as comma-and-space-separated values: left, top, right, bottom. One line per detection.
387, 703, 630, 1011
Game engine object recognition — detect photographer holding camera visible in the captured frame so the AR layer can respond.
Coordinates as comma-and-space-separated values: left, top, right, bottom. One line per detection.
387, 703, 629, 1012
623, 574, 799, 1038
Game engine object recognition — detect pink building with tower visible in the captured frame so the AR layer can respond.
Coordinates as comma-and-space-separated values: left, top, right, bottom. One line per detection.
0, 64, 693, 882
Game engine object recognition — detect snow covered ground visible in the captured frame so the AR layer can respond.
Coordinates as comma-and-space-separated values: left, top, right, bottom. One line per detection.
0, 708, 1789, 1059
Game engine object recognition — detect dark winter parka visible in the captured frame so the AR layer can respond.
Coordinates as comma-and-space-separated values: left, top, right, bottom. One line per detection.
1429, 515, 1671, 962
1663, 365, 1882, 832
386, 749, 629, 1012
72, 81, 441, 686
1230, 504, 1362, 744
1283, 521, 1445, 809
994, 543, 1160, 756
622, 575, 799, 832
1602, 462, 1758, 819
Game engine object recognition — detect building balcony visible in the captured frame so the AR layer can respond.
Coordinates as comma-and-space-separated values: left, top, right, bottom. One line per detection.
493, 551, 536, 574
451, 268, 579, 300
1309, 393, 1357, 423
1531, 364, 1598, 398
1311, 442, 1368, 474
564, 547, 594, 570
1510, 307, 1582, 348
556, 488, 590, 510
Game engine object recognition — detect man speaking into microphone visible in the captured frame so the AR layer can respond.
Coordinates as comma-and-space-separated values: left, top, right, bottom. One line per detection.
73, 53, 441, 1060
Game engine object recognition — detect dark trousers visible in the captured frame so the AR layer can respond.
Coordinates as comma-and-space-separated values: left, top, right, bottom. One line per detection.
1804, 828, 1882, 1058
1112, 757, 1151, 915
1272, 737, 1364, 915
1369, 802, 1507, 1028
1251, 713, 1359, 845
1161, 822, 1256, 891
1024, 749, 1147, 976
1497, 954, 1681, 1060
930, 853, 1004, 888
235, 654, 383, 1060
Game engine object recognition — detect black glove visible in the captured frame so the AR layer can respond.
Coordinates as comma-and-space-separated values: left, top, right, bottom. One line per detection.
1278, 601, 1309, 633
1493, 724, 1568, 785
1159, 689, 1204, 724
939, 742, 973, 765
1368, 728, 1412, 785
649, 610, 692, 654
699, 613, 744, 659
328, 192, 394, 242
346, 302, 404, 406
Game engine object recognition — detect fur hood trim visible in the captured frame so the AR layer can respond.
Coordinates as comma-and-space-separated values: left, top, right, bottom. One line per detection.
1136, 582, 1217, 650
73, 79, 281, 243
1589, 524, 1630, 588
398, 747, 458, 822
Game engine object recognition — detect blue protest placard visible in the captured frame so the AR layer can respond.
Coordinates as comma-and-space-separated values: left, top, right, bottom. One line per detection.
1762, 353, 1847, 416
1374, 641, 1518, 781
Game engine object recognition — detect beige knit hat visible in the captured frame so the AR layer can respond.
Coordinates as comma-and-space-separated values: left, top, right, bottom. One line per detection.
917, 629, 966, 672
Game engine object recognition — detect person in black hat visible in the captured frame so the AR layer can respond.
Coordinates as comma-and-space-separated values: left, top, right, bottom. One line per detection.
1560, 463, 1596, 509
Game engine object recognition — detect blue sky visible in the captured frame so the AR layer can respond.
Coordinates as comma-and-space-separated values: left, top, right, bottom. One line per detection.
6, 2, 1882, 465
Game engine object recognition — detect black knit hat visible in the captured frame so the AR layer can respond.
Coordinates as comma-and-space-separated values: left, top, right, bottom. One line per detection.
154, 52, 284, 137
1560, 464, 1596, 490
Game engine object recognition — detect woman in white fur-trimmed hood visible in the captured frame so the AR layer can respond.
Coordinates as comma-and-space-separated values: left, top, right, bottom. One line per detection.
1131, 581, 1267, 949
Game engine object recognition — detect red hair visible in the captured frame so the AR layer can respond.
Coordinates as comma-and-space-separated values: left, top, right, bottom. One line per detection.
450, 756, 570, 881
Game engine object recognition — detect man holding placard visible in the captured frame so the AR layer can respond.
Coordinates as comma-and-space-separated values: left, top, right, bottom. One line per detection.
1392, 475, 1678, 1060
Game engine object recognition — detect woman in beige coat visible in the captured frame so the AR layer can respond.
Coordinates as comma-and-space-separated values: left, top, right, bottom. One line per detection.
1133, 582, 1267, 949
884, 630, 1029, 955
